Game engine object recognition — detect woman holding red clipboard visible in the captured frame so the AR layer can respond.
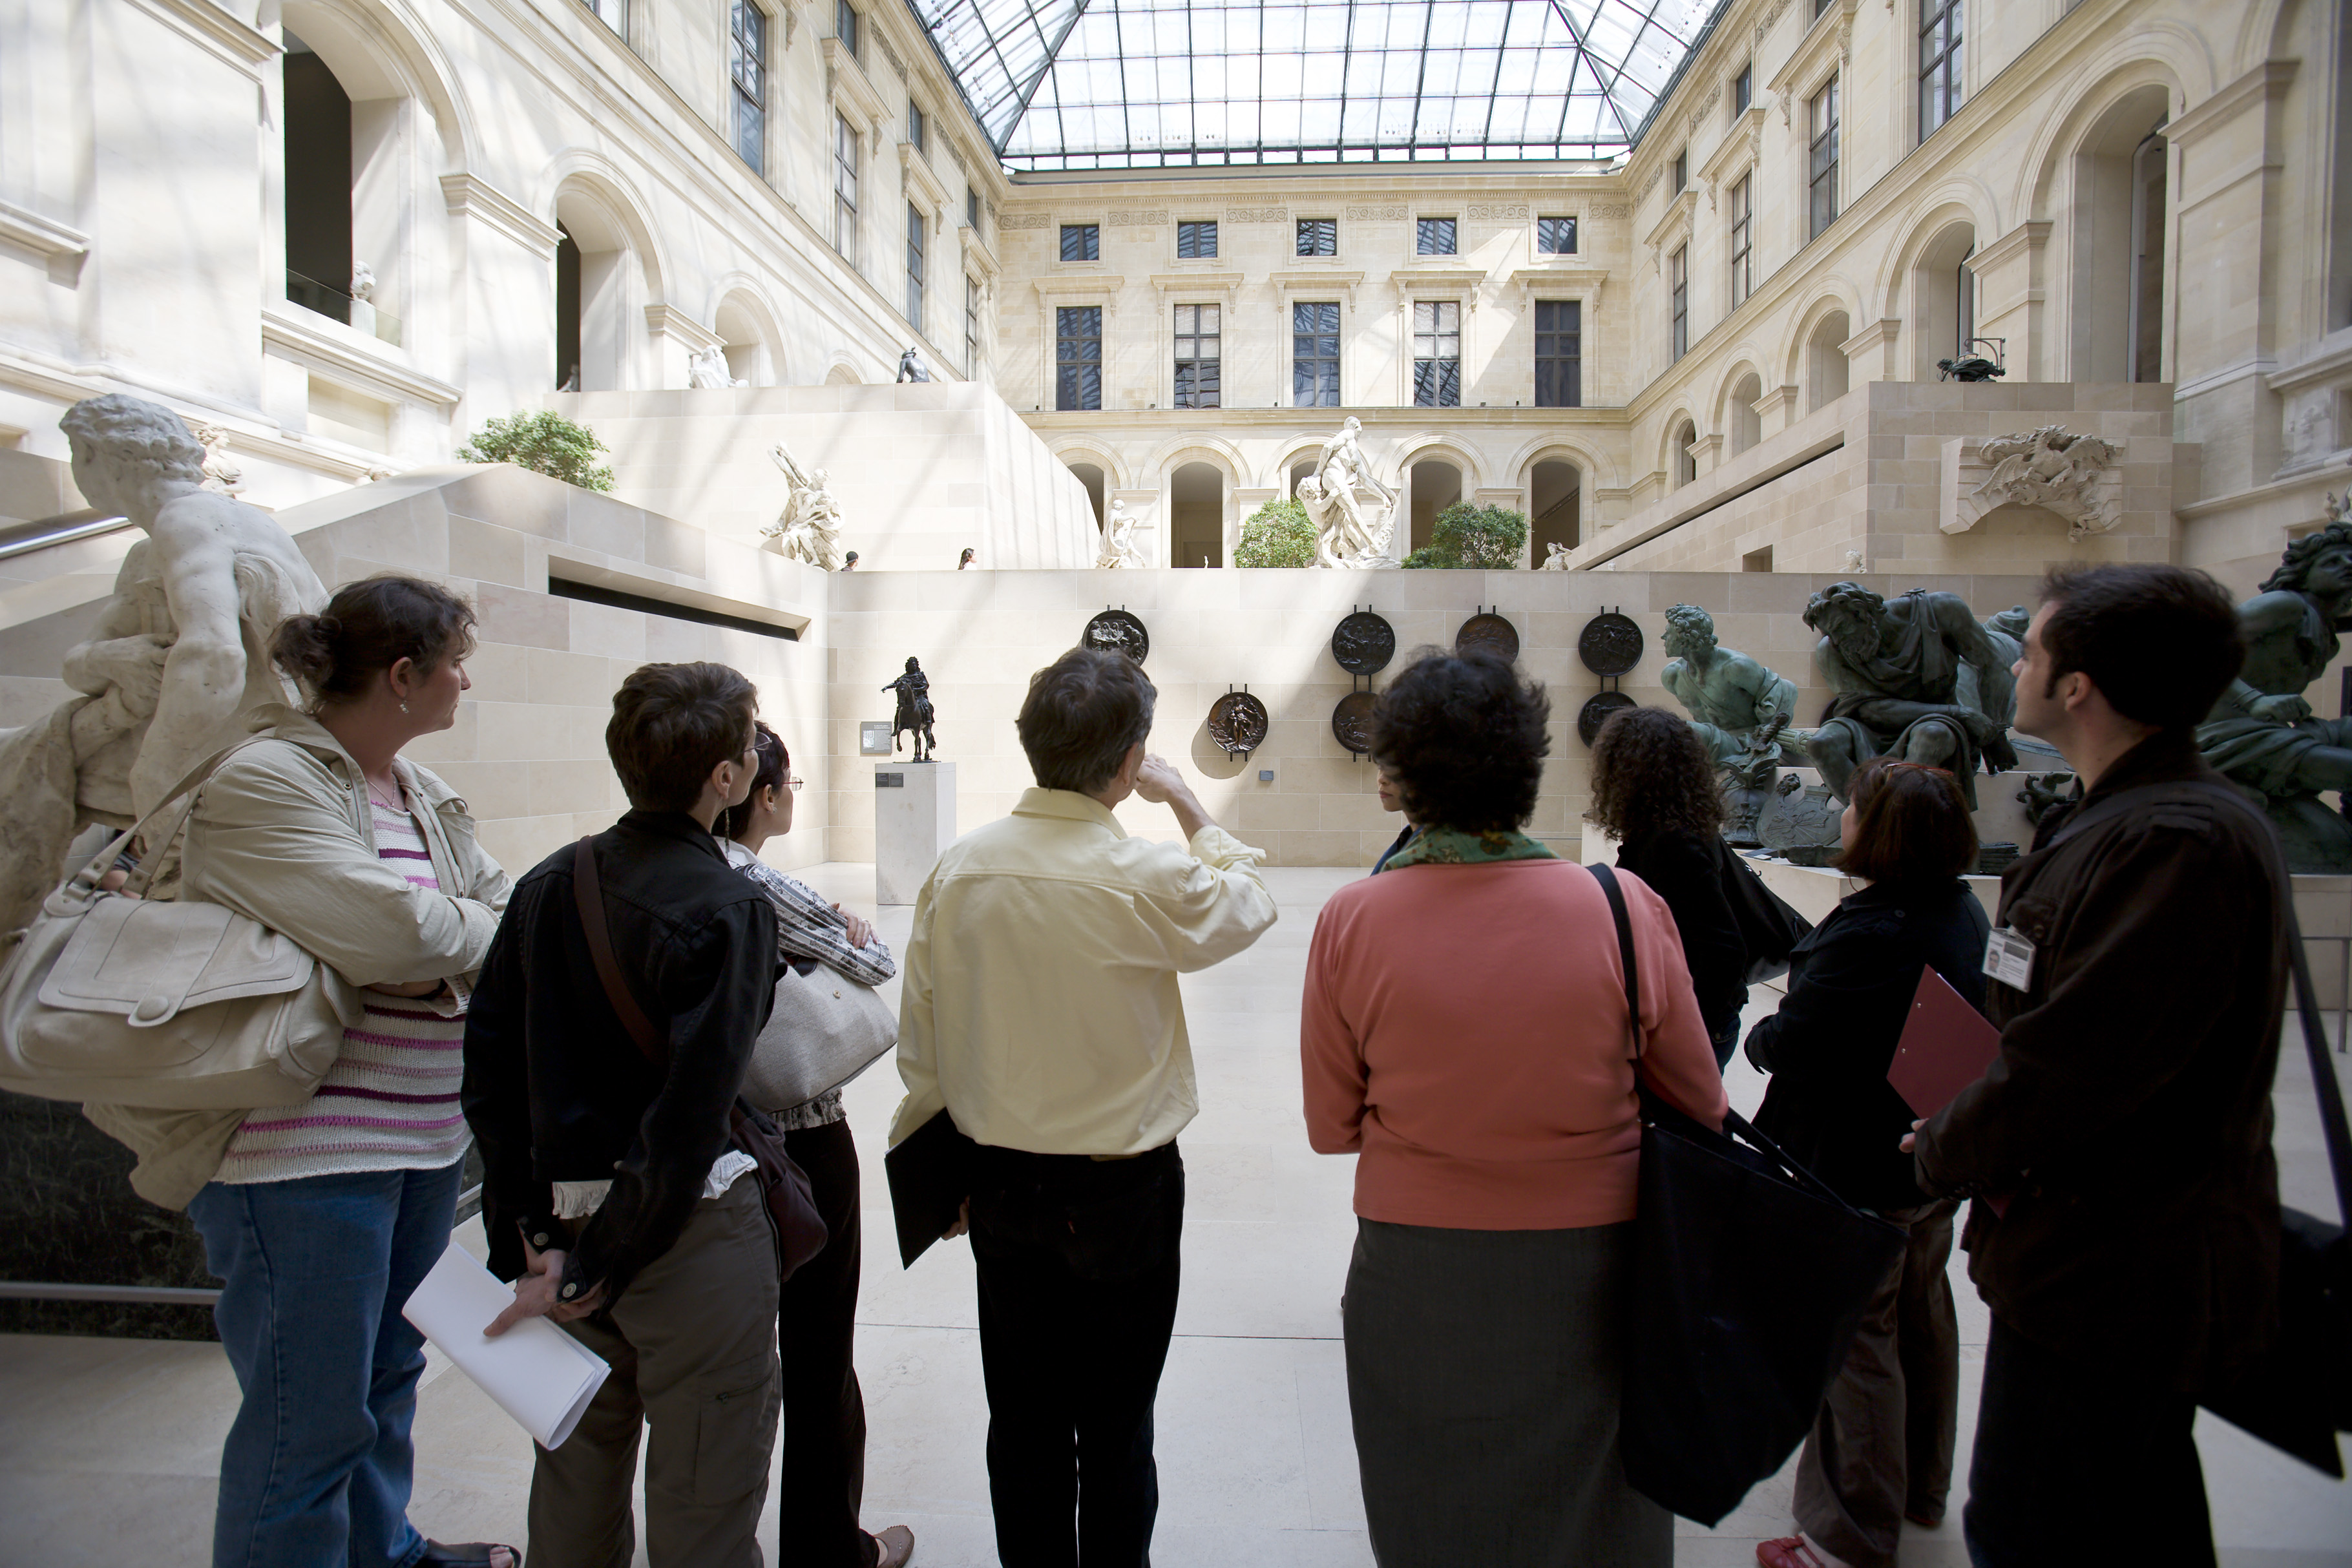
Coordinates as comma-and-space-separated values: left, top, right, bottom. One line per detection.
1741, 757, 1991, 1568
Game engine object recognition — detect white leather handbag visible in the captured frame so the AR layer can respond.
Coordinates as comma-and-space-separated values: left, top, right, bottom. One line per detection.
740, 957, 898, 1113
0, 741, 361, 1107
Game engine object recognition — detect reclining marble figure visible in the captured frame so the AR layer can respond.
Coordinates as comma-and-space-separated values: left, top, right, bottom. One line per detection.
2196, 497, 2352, 871
0, 394, 326, 934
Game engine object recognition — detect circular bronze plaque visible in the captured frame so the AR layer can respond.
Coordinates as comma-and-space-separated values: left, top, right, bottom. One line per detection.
1455, 612, 1521, 662
1578, 611, 1645, 677
1208, 691, 1270, 755
1082, 609, 1150, 664
1577, 691, 1637, 747
1332, 690, 1378, 755
1330, 611, 1397, 676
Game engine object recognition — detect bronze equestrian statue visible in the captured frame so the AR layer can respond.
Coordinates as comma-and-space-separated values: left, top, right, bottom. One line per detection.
884, 656, 936, 762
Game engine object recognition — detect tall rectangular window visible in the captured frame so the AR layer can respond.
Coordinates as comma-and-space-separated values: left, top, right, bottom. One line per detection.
1672, 150, 1688, 194
835, 0, 858, 57
1535, 300, 1582, 408
1920, 0, 1962, 139
965, 275, 981, 375
905, 204, 925, 332
908, 101, 926, 151
1293, 302, 1339, 407
1816, 0, 1833, 14
1809, 76, 1841, 239
583, 0, 627, 35
1412, 300, 1460, 407
1417, 217, 1457, 256
1732, 62, 1752, 116
1055, 306, 1101, 410
1060, 224, 1099, 262
1537, 215, 1577, 255
1173, 304, 1220, 408
832, 114, 858, 264
1669, 245, 1688, 362
1177, 220, 1217, 258
1728, 174, 1753, 309
1297, 218, 1336, 256
729, 3, 767, 174
967, 188, 981, 229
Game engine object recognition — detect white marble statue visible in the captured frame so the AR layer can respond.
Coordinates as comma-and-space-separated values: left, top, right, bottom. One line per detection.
762, 440, 845, 569
0, 394, 327, 933
1095, 498, 1144, 569
1538, 541, 1573, 570
1962, 424, 2119, 541
348, 263, 376, 304
187, 421, 243, 495
688, 344, 747, 389
1301, 416, 1398, 569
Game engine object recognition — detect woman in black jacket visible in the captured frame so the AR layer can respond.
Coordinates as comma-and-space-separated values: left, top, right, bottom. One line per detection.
1591, 707, 1748, 1064
1745, 757, 1989, 1568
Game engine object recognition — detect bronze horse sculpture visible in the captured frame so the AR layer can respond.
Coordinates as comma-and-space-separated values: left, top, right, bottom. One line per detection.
883, 656, 936, 762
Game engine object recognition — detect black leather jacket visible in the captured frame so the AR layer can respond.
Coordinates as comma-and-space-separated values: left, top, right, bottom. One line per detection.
463, 811, 777, 1307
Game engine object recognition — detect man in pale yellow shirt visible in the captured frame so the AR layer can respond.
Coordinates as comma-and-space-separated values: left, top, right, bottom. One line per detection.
890, 646, 1276, 1568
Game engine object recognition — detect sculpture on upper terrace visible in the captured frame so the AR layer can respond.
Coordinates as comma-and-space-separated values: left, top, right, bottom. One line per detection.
1298, 417, 1398, 569
896, 347, 933, 383
1096, 498, 1145, 569
1960, 425, 2120, 542
0, 394, 327, 934
1659, 603, 1798, 842
688, 345, 748, 388
2197, 497, 2352, 872
1538, 542, 1573, 570
763, 440, 845, 569
1801, 581, 2019, 808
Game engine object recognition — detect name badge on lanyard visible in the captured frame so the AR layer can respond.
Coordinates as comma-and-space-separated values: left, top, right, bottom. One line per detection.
1983, 928, 2036, 992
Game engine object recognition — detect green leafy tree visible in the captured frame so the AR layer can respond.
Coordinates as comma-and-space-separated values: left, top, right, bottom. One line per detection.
456, 410, 616, 492
1400, 501, 1529, 569
1234, 495, 1319, 568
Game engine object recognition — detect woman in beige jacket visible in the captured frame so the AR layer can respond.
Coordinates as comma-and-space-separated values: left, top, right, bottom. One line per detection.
93, 576, 515, 1568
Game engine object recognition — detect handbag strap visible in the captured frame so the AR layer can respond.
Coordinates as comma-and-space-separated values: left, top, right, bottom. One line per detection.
1593, 861, 1878, 1218
571, 836, 666, 1070
58, 735, 271, 900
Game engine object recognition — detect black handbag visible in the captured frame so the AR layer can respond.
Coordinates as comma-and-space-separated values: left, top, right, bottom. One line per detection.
571, 838, 830, 1282
1711, 834, 1814, 986
2198, 895, 2352, 1476
1591, 863, 1906, 1527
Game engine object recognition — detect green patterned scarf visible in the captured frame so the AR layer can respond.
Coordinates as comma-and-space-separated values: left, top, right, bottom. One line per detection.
1376, 825, 1559, 872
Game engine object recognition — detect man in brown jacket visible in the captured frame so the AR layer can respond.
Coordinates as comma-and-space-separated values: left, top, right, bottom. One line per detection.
1912, 564, 2287, 1567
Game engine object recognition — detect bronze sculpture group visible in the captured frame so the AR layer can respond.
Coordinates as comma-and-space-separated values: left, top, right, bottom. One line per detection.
884, 657, 938, 763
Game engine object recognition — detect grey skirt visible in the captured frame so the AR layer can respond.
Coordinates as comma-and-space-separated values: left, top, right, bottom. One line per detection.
1344, 1217, 1670, 1568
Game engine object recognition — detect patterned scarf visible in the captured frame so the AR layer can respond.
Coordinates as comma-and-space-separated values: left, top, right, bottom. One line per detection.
1376, 825, 1559, 872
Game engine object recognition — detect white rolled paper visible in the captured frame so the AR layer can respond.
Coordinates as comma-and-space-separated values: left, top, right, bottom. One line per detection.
401, 1240, 609, 1449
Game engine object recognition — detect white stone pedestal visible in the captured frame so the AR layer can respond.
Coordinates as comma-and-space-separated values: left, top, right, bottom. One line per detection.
875, 760, 955, 905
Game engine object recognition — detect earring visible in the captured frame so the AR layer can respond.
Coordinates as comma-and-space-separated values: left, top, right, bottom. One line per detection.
399, 700, 410, 714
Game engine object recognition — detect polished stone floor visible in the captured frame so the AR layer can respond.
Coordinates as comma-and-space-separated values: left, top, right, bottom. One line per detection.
4, 863, 2349, 1566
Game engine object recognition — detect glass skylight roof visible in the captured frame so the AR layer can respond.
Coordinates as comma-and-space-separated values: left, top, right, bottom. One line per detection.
907, 0, 1715, 170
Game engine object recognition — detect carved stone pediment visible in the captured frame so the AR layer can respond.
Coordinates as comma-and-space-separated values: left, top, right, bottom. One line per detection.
1940, 425, 2122, 541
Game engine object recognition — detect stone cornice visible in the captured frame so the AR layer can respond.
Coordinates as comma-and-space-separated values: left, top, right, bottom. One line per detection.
824, 38, 889, 132
1697, 104, 1769, 209
1147, 271, 1244, 298
0, 200, 89, 263
1643, 189, 1698, 258
1032, 276, 1126, 300
959, 224, 1001, 280
439, 174, 562, 260
1968, 219, 2051, 275
2267, 332, 2352, 395
2167, 60, 2300, 147
1767, 0, 1856, 121
642, 304, 725, 351
127, 0, 277, 74
260, 306, 463, 407
899, 141, 948, 213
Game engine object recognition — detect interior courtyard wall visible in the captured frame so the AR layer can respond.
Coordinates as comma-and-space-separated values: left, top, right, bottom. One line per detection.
0, 0, 1013, 514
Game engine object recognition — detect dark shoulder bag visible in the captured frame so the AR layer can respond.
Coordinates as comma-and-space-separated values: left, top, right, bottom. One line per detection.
1591, 862, 1905, 1527
571, 837, 828, 1281
1710, 835, 1814, 986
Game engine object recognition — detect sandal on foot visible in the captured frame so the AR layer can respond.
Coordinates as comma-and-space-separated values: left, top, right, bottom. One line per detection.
419, 1544, 522, 1568
1756, 1538, 1839, 1568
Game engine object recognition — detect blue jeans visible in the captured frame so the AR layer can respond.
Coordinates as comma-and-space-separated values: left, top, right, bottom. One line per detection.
189, 1161, 461, 1568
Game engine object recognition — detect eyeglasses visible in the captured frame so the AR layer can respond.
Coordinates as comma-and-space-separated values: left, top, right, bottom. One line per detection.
786, 776, 804, 792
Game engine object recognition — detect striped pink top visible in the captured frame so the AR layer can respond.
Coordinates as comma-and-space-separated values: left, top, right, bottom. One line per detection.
219, 796, 468, 1183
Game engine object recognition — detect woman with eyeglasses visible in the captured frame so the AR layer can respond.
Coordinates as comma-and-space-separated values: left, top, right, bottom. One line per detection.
1743, 757, 1990, 1568
717, 722, 915, 1568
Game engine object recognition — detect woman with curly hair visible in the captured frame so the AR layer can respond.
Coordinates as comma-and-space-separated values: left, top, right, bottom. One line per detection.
1300, 649, 1728, 1568
1590, 706, 1750, 1065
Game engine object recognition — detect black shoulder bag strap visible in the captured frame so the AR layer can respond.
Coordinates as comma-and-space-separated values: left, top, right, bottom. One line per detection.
1591, 862, 1643, 1061
572, 837, 666, 1067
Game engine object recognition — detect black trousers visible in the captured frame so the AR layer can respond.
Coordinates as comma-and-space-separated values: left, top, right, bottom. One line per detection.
969, 1140, 1185, 1568
779, 1118, 874, 1568
1963, 1314, 2214, 1568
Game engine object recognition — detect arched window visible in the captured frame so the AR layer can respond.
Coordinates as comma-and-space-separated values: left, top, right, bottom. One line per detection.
1672, 421, 1697, 488
1909, 222, 1977, 379
2067, 89, 2170, 382
1727, 372, 1763, 455
1529, 461, 1581, 559
1066, 461, 1107, 526
1807, 310, 1851, 411
552, 183, 651, 392
1408, 458, 1462, 552
1170, 462, 1224, 568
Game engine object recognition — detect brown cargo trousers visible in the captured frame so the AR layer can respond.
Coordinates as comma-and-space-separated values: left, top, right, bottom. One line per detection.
526, 1176, 782, 1568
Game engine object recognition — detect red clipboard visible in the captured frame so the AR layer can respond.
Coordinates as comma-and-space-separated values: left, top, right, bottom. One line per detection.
1887, 965, 2000, 1120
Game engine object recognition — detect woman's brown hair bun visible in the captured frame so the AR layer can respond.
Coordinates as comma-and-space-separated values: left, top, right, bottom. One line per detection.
270, 578, 476, 707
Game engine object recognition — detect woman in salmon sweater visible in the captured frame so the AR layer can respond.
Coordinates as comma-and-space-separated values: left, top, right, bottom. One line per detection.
1301, 649, 1729, 1568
